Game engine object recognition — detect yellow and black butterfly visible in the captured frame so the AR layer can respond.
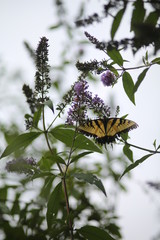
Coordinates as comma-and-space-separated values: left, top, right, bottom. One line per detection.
78, 117, 138, 144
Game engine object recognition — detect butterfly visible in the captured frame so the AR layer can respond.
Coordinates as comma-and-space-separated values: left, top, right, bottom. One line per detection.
78, 117, 138, 144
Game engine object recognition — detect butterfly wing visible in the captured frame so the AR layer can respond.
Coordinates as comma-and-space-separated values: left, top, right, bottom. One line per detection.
78, 119, 106, 139
107, 118, 138, 137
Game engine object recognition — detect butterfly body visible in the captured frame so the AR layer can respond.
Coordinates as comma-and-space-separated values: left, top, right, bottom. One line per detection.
78, 117, 138, 144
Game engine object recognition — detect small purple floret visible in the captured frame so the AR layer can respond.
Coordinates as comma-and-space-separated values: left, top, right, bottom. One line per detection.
101, 70, 115, 86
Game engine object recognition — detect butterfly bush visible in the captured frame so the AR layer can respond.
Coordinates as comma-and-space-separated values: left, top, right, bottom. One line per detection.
66, 79, 110, 125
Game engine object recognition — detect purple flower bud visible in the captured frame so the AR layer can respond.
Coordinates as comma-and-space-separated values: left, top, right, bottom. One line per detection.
74, 82, 84, 95
74, 80, 89, 95
92, 94, 104, 105
101, 70, 115, 87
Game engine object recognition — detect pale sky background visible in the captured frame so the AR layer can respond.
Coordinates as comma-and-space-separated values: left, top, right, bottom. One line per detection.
0, 1, 160, 240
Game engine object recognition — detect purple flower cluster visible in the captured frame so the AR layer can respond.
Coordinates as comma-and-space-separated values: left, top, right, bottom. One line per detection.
6, 157, 37, 175
66, 79, 110, 125
92, 95, 110, 117
66, 80, 90, 125
101, 70, 116, 87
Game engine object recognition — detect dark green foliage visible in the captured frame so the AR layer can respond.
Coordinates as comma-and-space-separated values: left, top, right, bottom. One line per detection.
78, 225, 116, 240
134, 68, 149, 93
123, 144, 134, 163
122, 72, 135, 104
111, 8, 125, 39
50, 125, 102, 153
73, 172, 107, 197
1, 132, 42, 159
120, 153, 154, 178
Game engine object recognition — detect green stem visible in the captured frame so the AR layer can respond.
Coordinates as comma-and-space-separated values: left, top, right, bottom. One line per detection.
42, 105, 74, 239
64, 124, 78, 176
47, 104, 66, 131
42, 105, 63, 174
62, 178, 74, 240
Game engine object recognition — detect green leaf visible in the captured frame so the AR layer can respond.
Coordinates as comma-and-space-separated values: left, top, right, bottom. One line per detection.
71, 151, 93, 164
75, 134, 102, 153
11, 193, 20, 215
78, 225, 116, 240
1, 132, 41, 159
73, 172, 107, 197
107, 48, 123, 66
151, 57, 160, 65
153, 139, 157, 149
50, 126, 102, 153
111, 9, 124, 39
33, 107, 42, 128
120, 153, 153, 178
40, 176, 55, 200
134, 68, 149, 93
0, 187, 8, 200
123, 144, 133, 162
122, 71, 135, 104
46, 182, 62, 229
49, 22, 62, 29
145, 11, 159, 27
131, 0, 145, 32
55, 155, 66, 165
44, 99, 54, 113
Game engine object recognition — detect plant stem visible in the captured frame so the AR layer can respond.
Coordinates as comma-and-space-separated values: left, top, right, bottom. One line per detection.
42, 105, 63, 174
125, 141, 160, 154
62, 177, 74, 240
42, 105, 74, 239
65, 125, 78, 176
47, 104, 66, 131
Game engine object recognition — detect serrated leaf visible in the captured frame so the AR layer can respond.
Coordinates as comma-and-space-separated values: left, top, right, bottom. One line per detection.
134, 68, 149, 93
71, 151, 93, 164
122, 71, 135, 104
1, 132, 41, 159
120, 153, 153, 178
44, 99, 54, 113
111, 9, 124, 39
78, 225, 116, 240
46, 182, 62, 229
73, 172, 107, 197
107, 48, 123, 66
123, 144, 133, 162
50, 126, 102, 153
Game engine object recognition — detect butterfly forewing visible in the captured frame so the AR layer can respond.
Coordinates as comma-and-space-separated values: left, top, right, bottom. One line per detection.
78, 119, 106, 138
107, 118, 138, 137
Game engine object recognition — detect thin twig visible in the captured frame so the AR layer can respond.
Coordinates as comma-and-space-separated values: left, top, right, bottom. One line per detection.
125, 141, 160, 154
64, 124, 78, 176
